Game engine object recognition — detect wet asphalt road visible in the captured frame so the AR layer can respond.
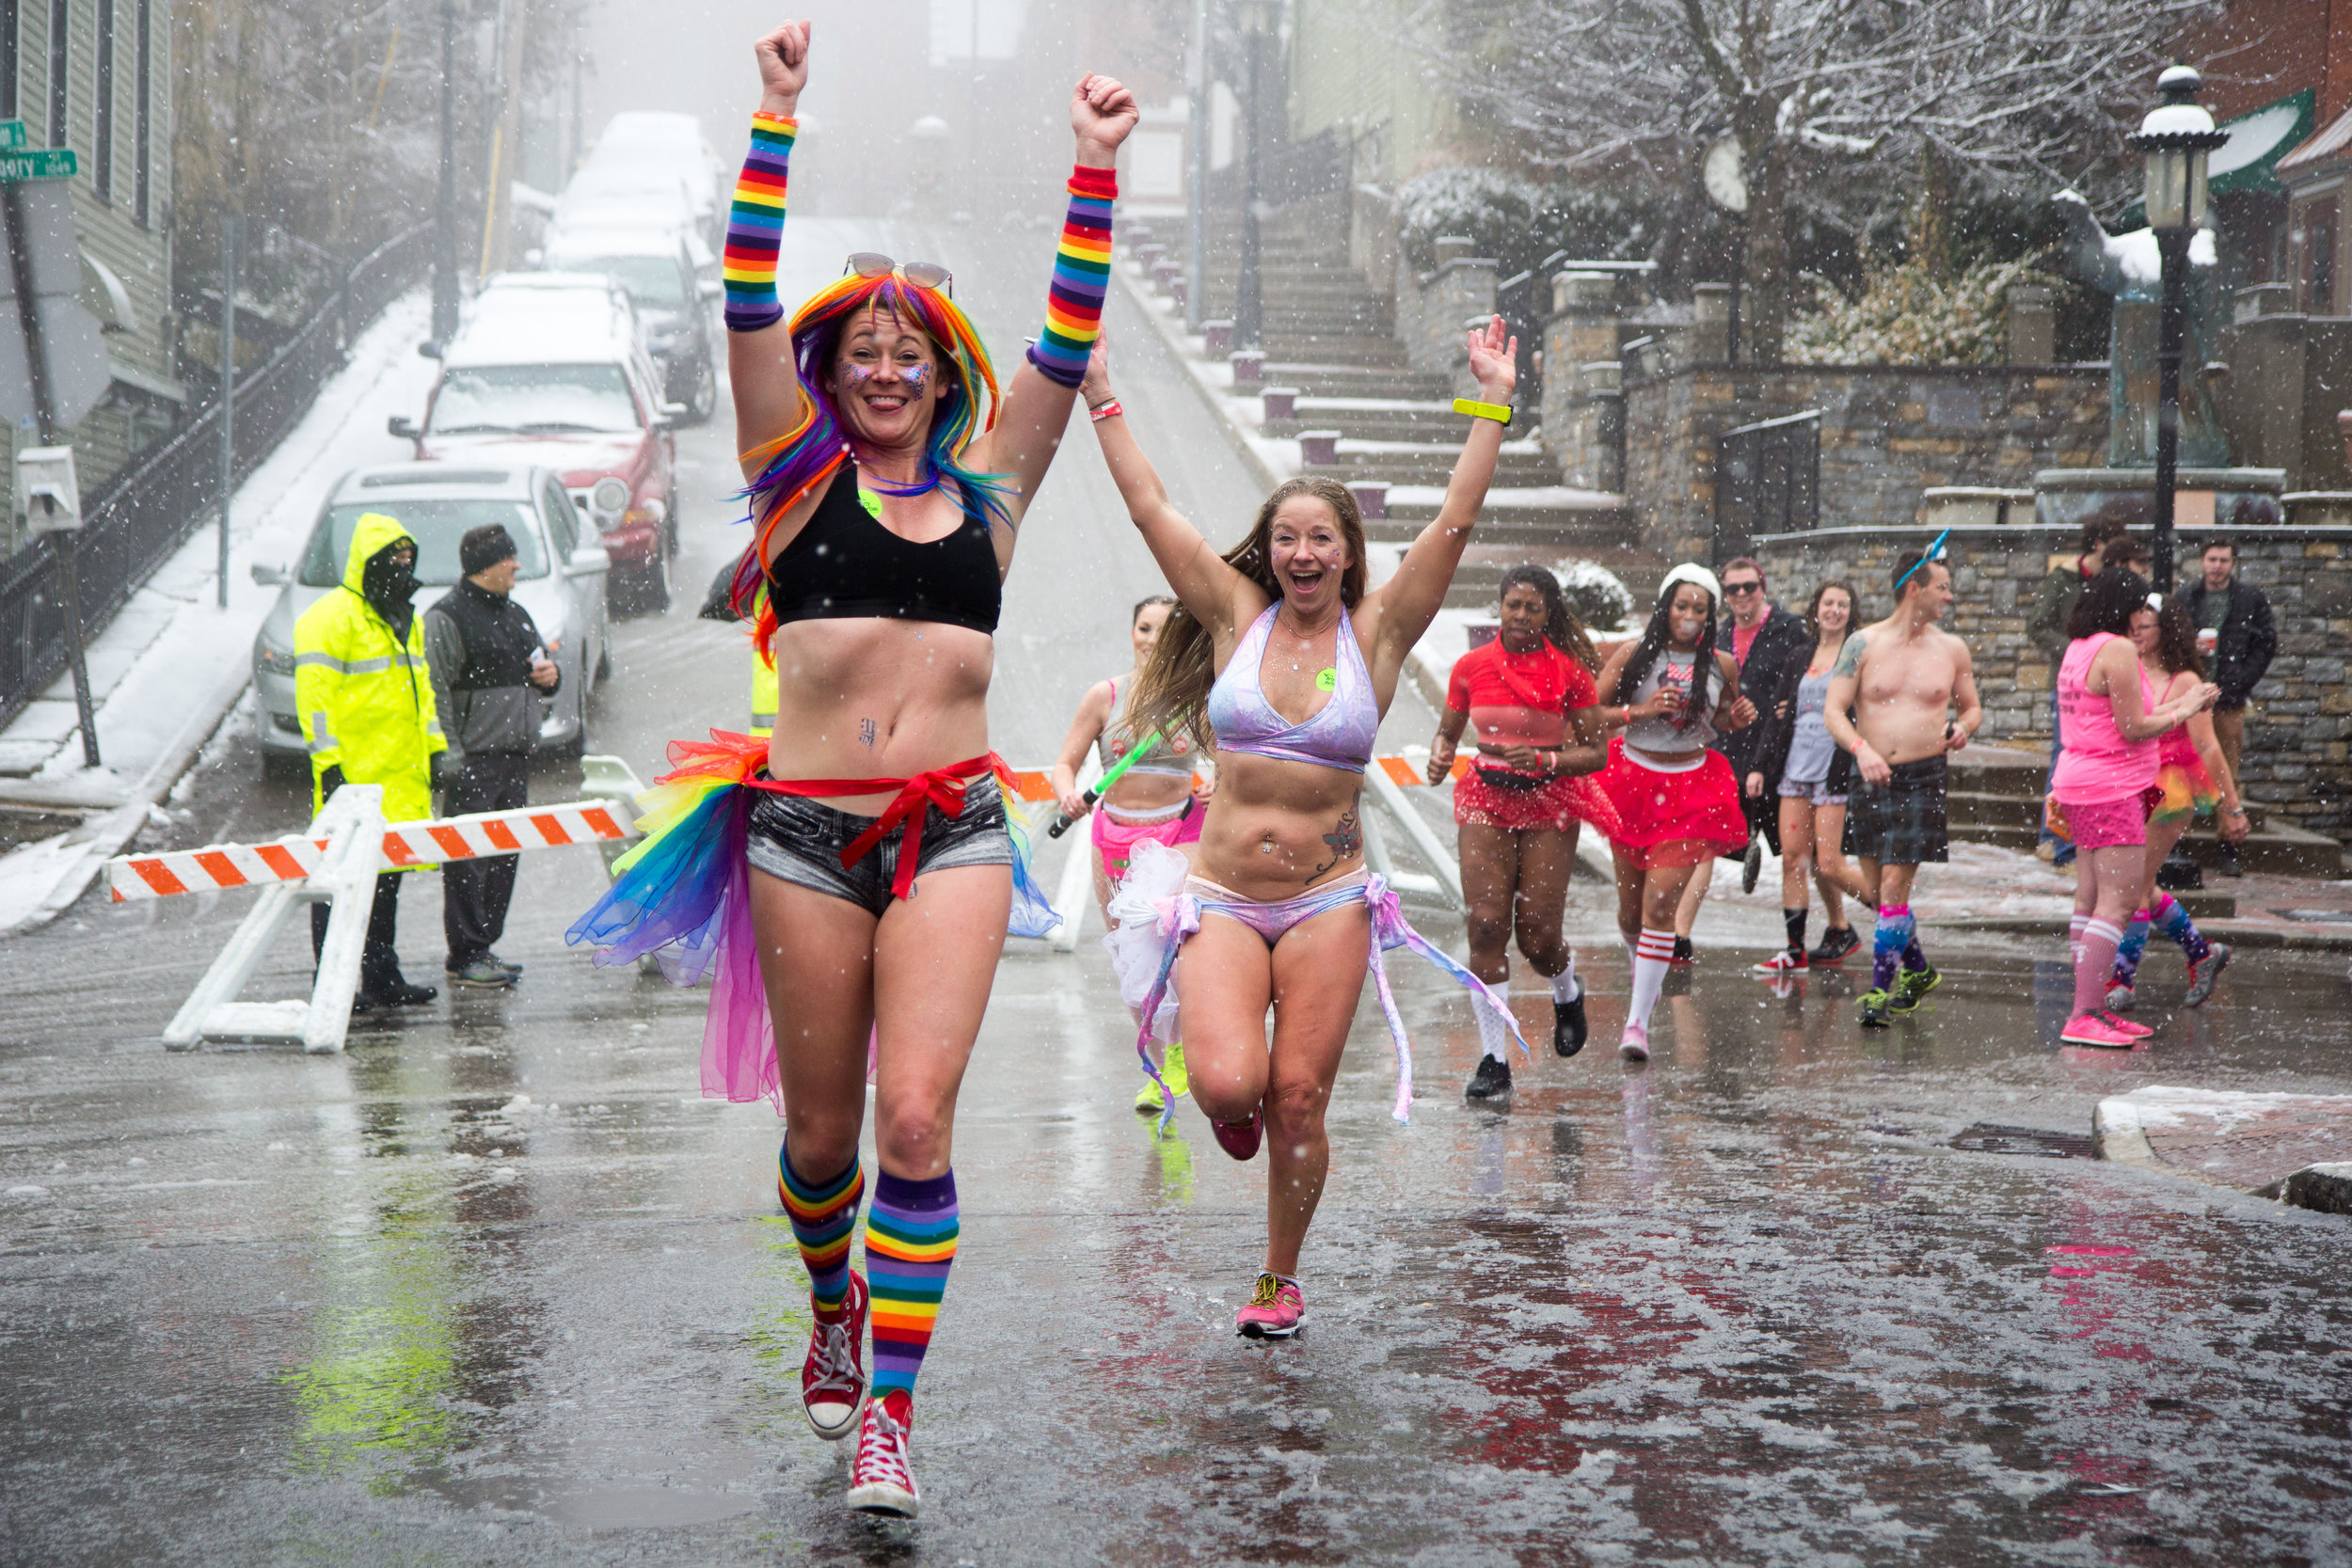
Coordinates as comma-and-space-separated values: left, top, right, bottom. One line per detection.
5, 217, 2352, 1565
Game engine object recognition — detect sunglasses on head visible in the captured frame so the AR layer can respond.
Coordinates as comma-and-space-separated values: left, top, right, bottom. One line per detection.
1724, 579, 1763, 594
844, 253, 953, 296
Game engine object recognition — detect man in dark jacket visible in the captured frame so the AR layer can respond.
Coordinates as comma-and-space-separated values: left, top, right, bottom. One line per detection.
425, 524, 560, 988
1676, 558, 1811, 952
2177, 535, 2275, 875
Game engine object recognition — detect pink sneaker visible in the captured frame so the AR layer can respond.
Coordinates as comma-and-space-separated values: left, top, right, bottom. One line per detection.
1235, 1272, 1304, 1339
1753, 949, 1808, 974
1618, 1022, 1649, 1062
802, 1271, 868, 1440
846, 1388, 919, 1517
2061, 1012, 2139, 1048
2098, 1009, 2153, 1038
1211, 1110, 1263, 1162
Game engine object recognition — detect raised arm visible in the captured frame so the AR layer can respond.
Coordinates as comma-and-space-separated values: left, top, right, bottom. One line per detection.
1369, 317, 1517, 662
726, 22, 810, 476
1083, 343, 1254, 637
968, 76, 1136, 515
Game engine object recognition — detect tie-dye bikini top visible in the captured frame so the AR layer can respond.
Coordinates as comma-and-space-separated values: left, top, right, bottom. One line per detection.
1204, 602, 1378, 774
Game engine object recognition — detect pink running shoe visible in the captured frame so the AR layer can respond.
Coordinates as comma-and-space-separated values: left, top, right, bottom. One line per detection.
1211, 1110, 1263, 1162
1618, 1021, 1650, 1062
846, 1388, 919, 1517
2097, 1009, 2153, 1038
2060, 1012, 2139, 1048
1753, 949, 1808, 974
802, 1271, 868, 1441
1235, 1272, 1305, 1339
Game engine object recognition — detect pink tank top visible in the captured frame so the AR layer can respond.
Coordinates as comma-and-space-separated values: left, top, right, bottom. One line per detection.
2053, 633, 2159, 803
2158, 719, 2199, 768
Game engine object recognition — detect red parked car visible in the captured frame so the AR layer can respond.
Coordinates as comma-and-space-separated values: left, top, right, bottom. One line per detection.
391, 274, 682, 611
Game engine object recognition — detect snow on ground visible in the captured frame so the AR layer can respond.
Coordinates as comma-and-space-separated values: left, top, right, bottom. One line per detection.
1696, 834, 2074, 929
0, 288, 438, 933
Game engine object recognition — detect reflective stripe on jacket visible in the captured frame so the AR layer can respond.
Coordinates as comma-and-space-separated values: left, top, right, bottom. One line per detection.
293, 510, 446, 824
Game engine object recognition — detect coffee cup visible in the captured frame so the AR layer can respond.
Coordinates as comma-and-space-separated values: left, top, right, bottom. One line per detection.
2196, 627, 2218, 655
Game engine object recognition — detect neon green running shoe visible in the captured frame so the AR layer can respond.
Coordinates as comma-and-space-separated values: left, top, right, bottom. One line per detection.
1858, 989, 1895, 1029
1891, 965, 1941, 1013
1135, 1040, 1190, 1112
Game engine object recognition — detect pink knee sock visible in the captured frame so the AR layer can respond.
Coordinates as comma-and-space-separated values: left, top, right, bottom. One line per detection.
2068, 911, 2089, 964
2074, 918, 2122, 1018
1629, 927, 1674, 1029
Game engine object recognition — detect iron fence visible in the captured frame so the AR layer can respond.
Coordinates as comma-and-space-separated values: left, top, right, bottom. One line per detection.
0, 224, 432, 734
1713, 409, 1820, 563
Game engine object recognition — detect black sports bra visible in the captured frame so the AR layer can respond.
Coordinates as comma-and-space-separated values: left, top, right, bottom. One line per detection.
766, 464, 1001, 635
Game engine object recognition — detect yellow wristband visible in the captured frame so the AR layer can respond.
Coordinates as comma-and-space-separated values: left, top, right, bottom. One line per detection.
1453, 397, 1512, 427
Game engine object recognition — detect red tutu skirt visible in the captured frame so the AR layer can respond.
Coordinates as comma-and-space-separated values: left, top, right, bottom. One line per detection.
1594, 738, 1749, 870
1454, 767, 1626, 838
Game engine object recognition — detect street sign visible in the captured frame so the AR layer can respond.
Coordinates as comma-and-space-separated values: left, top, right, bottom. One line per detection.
0, 181, 109, 429
0, 149, 74, 182
0, 120, 27, 151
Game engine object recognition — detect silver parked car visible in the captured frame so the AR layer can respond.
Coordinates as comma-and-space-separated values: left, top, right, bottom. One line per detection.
250, 463, 612, 774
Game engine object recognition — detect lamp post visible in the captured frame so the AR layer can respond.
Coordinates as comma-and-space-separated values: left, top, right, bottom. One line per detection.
431, 0, 460, 346
1232, 0, 1270, 351
2127, 65, 2228, 590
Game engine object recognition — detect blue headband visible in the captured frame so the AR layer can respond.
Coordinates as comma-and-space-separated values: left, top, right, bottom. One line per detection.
1894, 529, 1951, 594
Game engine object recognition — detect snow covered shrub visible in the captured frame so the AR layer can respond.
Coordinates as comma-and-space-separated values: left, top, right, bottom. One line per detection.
1786, 253, 2059, 366
1552, 558, 1636, 634
1396, 168, 1664, 278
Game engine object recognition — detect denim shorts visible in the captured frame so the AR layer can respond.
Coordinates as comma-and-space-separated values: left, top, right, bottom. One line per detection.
1777, 776, 1849, 807
744, 774, 1013, 915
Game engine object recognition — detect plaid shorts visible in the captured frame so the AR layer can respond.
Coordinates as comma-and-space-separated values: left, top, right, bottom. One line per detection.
1841, 754, 1948, 865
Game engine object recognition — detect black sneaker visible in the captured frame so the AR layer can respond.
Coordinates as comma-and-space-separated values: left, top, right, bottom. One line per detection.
373, 979, 439, 1007
1858, 989, 1894, 1029
449, 958, 517, 990
2217, 844, 2244, 879
1553, 990, 1588, 1057
486, 952, 524, 976
1464, 1055, 1512, 1100
1807, 925, 1861, 967
1671, 936, 1695, 966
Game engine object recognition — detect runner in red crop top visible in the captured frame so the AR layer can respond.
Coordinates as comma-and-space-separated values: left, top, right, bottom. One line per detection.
1428, 566, 1628, 1086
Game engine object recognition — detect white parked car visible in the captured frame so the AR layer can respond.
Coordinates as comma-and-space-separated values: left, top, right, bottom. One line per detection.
250, 464, 611, 773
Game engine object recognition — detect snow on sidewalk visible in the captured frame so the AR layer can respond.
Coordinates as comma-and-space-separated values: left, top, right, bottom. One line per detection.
0, 288, 439, 934
2095, 1085, 2352, 1194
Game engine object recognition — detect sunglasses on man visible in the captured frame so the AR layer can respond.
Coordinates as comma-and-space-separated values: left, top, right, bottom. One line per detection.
844, 253, 954, 296
1723, 579, 1764, 596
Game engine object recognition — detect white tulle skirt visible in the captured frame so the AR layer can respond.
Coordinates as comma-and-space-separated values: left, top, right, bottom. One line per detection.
1102, 837, 1190, 1048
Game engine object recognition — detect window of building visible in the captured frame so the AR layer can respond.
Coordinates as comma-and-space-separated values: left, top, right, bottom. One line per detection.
92, 0, 110, 200
44, 0, 65, 149
2297, 196, 2340, 314
0, 1, 19, 120
131, 0, 146, 223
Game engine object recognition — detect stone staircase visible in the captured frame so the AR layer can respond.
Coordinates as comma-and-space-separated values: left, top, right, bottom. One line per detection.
1124, 213, 1658, 610
1948, 745, 2343, 890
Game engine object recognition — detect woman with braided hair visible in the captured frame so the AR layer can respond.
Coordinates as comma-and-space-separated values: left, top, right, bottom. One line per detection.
1591, 567, 1757, 1062
1429, 564, 1624, 1098
569, 21, 1134, 1517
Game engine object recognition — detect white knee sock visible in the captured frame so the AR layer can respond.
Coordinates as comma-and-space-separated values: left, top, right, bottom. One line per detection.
1550, 958, 1581, 1004
1629, 927, 1674, 1029
1476, 1004, 1509, 1064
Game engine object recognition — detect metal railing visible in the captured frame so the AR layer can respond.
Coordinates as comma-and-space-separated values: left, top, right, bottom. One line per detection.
1714, 409, 1821, 562
0, 224, 432, 733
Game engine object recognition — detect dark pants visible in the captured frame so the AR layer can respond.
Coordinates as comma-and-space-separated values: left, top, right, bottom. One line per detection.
441, 752, 531, 967
310, 871, 407, 995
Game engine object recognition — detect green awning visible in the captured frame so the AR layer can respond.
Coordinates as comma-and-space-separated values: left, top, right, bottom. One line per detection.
2122, 87, 2314, 226
2209, 88, 2315, 196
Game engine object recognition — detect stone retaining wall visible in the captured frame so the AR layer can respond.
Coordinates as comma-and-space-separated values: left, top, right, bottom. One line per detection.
1625, 364, 2109, 562
1749, 524, 2352, 837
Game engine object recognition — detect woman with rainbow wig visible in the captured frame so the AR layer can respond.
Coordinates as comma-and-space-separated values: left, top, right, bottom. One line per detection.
568, 20, 1134, 1518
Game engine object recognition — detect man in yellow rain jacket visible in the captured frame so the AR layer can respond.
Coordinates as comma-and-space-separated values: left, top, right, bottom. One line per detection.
294, 511, 446, 1008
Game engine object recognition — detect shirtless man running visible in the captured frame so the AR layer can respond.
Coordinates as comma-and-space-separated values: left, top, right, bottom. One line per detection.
1824, 546, 1983, 1027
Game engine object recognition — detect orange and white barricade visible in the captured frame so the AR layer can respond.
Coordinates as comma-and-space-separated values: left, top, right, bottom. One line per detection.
121, 757, 647, 1054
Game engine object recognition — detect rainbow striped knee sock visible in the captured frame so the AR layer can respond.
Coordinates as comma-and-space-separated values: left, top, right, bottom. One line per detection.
866, 1168, 960, 1398
778, 1142, 863, 1319
1025, 165, 1117, 387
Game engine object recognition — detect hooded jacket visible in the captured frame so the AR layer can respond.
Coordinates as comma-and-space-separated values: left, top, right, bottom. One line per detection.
293, 512, 446, 823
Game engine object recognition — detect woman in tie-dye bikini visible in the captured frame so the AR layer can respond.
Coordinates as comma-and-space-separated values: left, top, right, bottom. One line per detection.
569, 21, 1133, 1518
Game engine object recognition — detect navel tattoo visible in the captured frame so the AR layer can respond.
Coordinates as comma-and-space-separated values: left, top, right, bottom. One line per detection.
1306, 791, 1363, 885
858, 718, 878, 748
1832, 632, 1868, 679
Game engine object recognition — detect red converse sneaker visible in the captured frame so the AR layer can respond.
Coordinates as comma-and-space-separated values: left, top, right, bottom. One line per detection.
846, 1388, 919, 1517
802, 1271, 868, 1441
1753, 949, 1808, 974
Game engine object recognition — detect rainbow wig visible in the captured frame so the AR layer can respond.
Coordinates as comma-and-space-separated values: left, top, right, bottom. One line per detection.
729, 273, 1009, 657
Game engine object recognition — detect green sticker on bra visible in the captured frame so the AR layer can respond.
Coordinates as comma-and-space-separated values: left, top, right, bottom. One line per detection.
1316, 668, 1338, 691
857, 487, 884, 519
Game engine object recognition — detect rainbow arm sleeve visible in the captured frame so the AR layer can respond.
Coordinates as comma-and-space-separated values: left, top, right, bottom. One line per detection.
723, 113, 796, 333
1025, 165, 1117, 387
